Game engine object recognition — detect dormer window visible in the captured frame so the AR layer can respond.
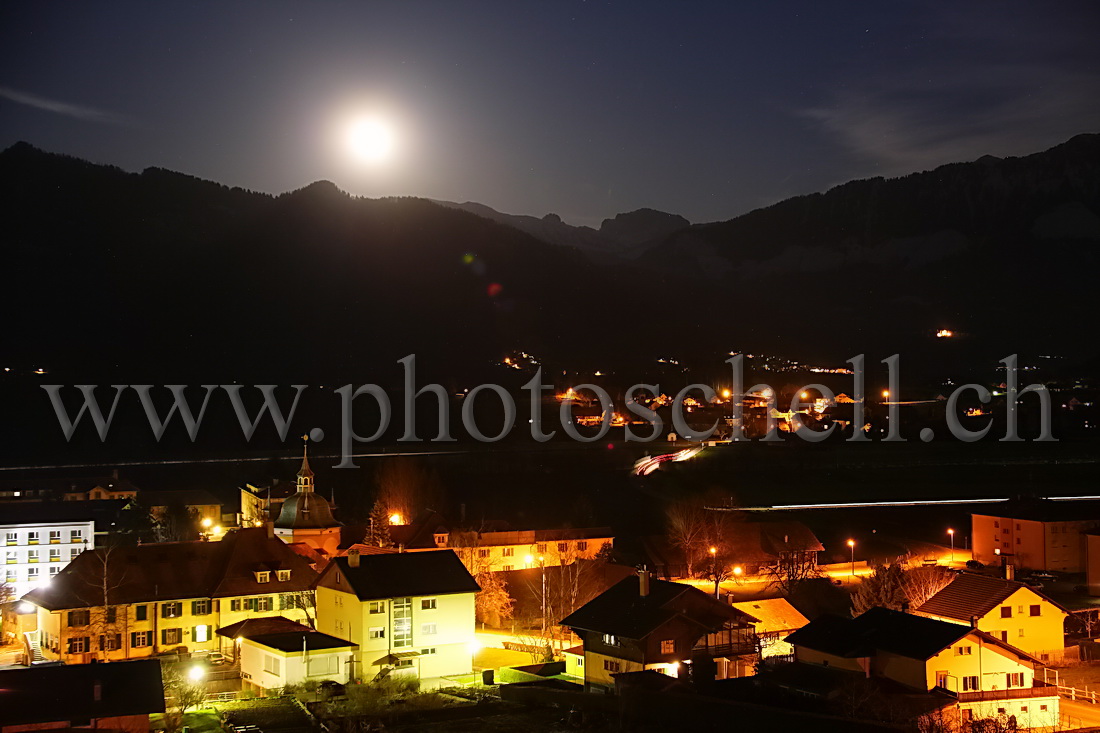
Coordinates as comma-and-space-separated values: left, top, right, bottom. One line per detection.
255, 571, 271, 583
603, 634, 619, 647
277, 569, 291, 582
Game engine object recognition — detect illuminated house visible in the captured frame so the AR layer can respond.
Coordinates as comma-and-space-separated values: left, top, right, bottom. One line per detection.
971, 499, 1100, 572
2, 504, 95, 602
786, 607, 1058, 729
273, 445, 342, 557
314, 549, 480, 684
731, 597, 809, 658
140, 489, 225, 528
0, 659, 164, 733
913, 573, 1070, 662
21, 526, 317, 664
560, 570, 760, 693
219, 615, 357, 694
388, 510, 613, 572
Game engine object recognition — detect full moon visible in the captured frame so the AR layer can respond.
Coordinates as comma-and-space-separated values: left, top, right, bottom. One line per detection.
348, 117, 394, 162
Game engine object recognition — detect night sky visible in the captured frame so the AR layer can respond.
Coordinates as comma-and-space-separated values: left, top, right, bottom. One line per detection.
2, 2, 1098, 227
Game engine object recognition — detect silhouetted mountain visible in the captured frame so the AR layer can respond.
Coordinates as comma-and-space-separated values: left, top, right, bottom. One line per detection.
434, 200, 688, 260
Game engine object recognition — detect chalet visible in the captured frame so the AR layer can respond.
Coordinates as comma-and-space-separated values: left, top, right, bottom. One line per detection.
314, 549, 480, 684
560, 570, 760, 693
731, 597, 809, 658
21, 525, 318, 664
0, 659, 164, 733
786, 607, 1059, 729
913, 572, 1069, 662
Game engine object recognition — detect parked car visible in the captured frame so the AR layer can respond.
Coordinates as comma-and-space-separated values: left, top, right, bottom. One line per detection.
205, 652, 229, 665
965, 560, 984, 571
1031, 571, 1057, 580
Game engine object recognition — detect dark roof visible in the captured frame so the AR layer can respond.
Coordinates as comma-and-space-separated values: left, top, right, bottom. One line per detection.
0, 659, 164, 725
324, 550, 480, 601
916, 573, 1069, 622
248, 630, 357, 652
786, 607, 1037, 662
139, 488, 224, 508
218, 615, 313, 639
974, 499, 1100, 523
387, 510, 450, 549
0, 499, 128, 529
23, 527, 318, 609
560, 575, 753, 639
275, 491, 340, 529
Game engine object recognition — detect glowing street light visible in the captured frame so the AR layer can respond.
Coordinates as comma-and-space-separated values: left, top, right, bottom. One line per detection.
881, 389, 890, 400
948, 528, 955, 562
847, 539, 856, 576
389, 513, 404, 525
201, 518, 213, 529
188, 665, 205, 682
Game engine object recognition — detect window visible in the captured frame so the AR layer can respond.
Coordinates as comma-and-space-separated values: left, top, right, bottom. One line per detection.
162, 602, 182, 618
935, 671, 949, 688
369, 627, 386, 639
660, 639, 675, 654
70, 529, 83, 543
392, 597, 412, 648
193, 625, 211, 643
999, 631, 1008, 642
277, 569, 291, 581
502, 548, 514, 557
231, 599, 242, 612
135, 604, 147, 621
478, 549, 490, 558
1041, 705, 1048, 712
68, 636, 89, 653
99, 633, 121, 651
421, 598, 437, 610
68, 610, 91, 626
27, 531, 39, 545
27, 567, 38, 580
577, 541, 588, 551
369, 600, 385, 614
27, 550, 38, 563
994, 521, 1000, 528
394, 658, 414, 668
49, 530, 61, 544
162, 628, 182, 645
537, 543, 547, 553
5, 551, 16, 564
255, 571, 270, 583
1007, 673, 1024, 687
70, 548, 81, 560
954, 645, 972, 656
962, 675, 979, 691
131, 630, 152, 647
192, 600, 210, 615
1018, 628, 1025, 637
1030, 605, 1041, 616
420, 648, 437, 655
502, 565, 513, 571
603, 660, 621, 673
558, 542, 568, 553
48, 548, 61, 562
4, 531, 15, 545
5, 569, 14, 582
603, 634, 619, 647
105, 606, 117, 624
421, 623, 438, 635
1000, 606, 1012, 618
264, 655, 280, 675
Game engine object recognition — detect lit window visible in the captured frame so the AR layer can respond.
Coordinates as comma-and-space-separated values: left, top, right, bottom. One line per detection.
603, 634, 619, 647
255, 571, 271, 583
660, 639, 675, 654
193, 625, 211, 643
277, 569, 291, 581
162, 602, 182, 618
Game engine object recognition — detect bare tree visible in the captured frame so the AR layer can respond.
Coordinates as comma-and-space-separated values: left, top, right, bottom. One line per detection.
77, 544, 127, 660
450, 528, 514, 628
763, 550, 821, 595
903, 565, 954, 608
666, 499, 708, 578
281, 589, 318, 629
374, 457, 444, 523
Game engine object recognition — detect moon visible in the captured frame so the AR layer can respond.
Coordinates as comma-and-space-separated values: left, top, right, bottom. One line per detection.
347, 117, 394, 162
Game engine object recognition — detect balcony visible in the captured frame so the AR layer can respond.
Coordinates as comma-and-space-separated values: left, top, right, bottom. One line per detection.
938, 682, 1058, 703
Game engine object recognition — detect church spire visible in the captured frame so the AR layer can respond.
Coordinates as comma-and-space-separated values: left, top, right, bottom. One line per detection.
297, 435, 314, 492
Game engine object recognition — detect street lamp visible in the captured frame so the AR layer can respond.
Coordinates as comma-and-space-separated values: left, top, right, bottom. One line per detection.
847, 539, 856, 576
948, 528, 955, 562
709, 547, 719, 599
188, 665, 205, 683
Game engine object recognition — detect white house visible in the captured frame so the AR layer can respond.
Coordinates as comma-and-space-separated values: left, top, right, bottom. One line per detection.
4, 514, 94, 601
222, 616, 357, 693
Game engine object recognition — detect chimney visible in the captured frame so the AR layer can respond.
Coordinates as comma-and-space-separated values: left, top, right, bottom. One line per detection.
265, 521, 274, 539
398, 543, 405, 554
1005, 564, 1014, 581
348, 549, 360, 568
638, 568, 650, 597
970, 615, 979, 629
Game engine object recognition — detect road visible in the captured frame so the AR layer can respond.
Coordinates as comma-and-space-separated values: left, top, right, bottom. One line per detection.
1059, 698, 1100, 729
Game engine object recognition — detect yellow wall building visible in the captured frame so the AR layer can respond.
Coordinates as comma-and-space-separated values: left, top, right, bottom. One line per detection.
314, 549, 479, 684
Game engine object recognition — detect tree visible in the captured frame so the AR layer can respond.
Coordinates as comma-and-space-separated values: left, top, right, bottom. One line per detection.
666, 499, 708, 578
450, 528, 514, 628
77, 544, 127, 661
153, 502, 200, 543
363, 500, 394, 548
281, 589, 318, 629
763, 550, 822, 595
852, 564, 908, 615
161, 661, 206, 732
902, 565, 954, 608
374, 457, 445, 523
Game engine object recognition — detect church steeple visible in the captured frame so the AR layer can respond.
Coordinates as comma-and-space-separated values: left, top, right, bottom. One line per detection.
297, 435, 314, 493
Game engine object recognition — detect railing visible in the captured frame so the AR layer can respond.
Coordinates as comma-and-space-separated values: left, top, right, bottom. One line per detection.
942, 683, 1058, 703
1058, 685, 1099, 703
